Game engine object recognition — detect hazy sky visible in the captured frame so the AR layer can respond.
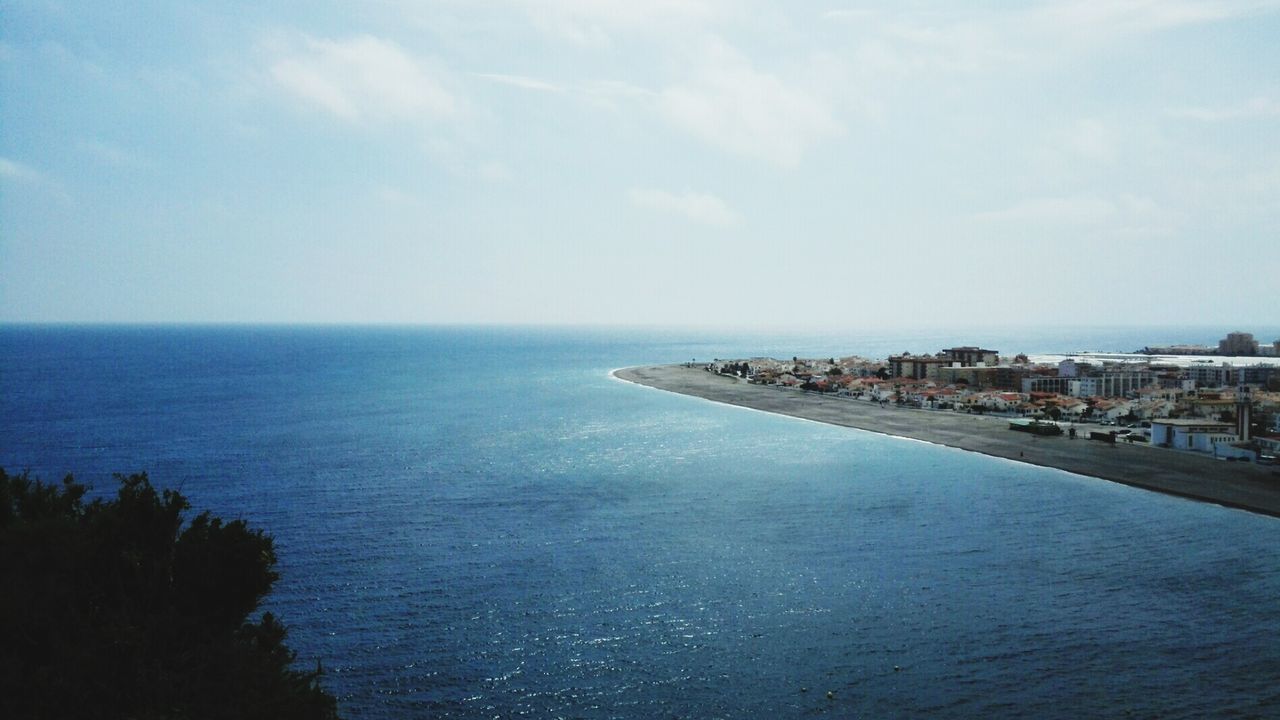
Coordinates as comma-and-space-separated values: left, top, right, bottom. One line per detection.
3, 1, 1278, 326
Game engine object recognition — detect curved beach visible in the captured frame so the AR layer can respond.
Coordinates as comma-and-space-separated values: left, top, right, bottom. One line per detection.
615, 364, 1280, 518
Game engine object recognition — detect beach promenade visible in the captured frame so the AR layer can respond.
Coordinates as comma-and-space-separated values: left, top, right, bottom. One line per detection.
615, 364, 1280, 518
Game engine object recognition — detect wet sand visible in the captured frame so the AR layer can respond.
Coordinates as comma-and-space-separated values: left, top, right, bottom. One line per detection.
614, 364, 1280, 518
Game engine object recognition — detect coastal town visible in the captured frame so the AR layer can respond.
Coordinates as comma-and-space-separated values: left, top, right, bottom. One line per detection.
702, 331, 1280, 466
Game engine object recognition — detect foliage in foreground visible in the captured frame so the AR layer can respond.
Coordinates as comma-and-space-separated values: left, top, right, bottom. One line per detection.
0, 469, 339, 720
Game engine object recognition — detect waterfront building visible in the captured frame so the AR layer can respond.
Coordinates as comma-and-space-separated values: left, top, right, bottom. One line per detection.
888, 355, 950, 380
1058, 359, 1095, 378
1180, 392, 1238, 421
936, 365, 1024, 390
1219, 331, 1260, 356
1150, 419, 1237, 452
968, 391, 1026, 412
1023, 375, 1075, 395
888, 346, 1002, 381
1239, 365, 1278, 385
1187, 363, 1235, 388
1257, 433, 1280, 457
1022, 372, 1154, 398
1068, 373, 1156, 399
1184, 362, 1279, 388
942, 346, 999, 367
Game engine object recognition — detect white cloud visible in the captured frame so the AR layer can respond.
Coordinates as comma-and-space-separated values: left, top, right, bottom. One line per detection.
0, 156, 71, 202
268, 34, 456, 124
657, 40, 842, 167
478, 161, 513, 182
973, 194, 1178, 235
375, 185, 422, 207
974, 196, 1119, 225
1061, 118, 1120, 165
0, 157, 44, 184
580, 79, 656, 109
1029, 0, 1279, 37
514, 0, 723, 46
823, 1, 1280, 81
76, 139, 150, 169
474, 72, 564, 93
1169, 96, 1280, 121
822, 9, 879, 21
628, 188, 739, 227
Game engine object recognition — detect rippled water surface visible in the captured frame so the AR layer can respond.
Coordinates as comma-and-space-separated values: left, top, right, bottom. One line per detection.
5, 326, 1280, 718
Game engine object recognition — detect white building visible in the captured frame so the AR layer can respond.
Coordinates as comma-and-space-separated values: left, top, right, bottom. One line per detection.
1093, 400, 1134, 422
1150, 419, 1237, 453
1187, 363, 1235, 388
1067, 374, 1154, 398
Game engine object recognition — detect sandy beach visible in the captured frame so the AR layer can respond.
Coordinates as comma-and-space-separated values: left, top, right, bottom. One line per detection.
615, 364, 1280, 518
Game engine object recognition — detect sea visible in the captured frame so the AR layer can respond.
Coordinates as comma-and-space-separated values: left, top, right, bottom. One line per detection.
4, 324, 1280, 719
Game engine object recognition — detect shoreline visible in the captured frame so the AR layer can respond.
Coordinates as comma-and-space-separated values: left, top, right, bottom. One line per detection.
614, 364, 1280, 519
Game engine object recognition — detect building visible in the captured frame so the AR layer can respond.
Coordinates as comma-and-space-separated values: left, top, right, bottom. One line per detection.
1150, 419, 1237, 453
1219, 331, 1259, 356
1180, 392, 1237, 421
1239, 365, 1279, 385
1058, 359, 1095, 378
1022, 372, 1154, 398
937, 365, 1024, 390
1186, 363, 1235, 388
888, 346, 1002, 380
887, 355, 950, 380
1258, 414, 1280, 458
1023, 376, 1076, 395
1256, 433, 1280, 457
1068, 372, 1156, 398
942, 347, 999, 367
1184, 362, 1279, 388
1236, 383, 1252, 442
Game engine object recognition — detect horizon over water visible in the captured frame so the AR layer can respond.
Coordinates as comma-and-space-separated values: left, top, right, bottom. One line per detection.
4, 324, 1280, 718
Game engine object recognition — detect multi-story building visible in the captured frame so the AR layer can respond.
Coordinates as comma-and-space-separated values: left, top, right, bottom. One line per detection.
1219, 331, 1259, 356
1022, 376, 1075, 395
1057, 359, 1095, 378
1187, 363, 1235, 388
1240, 365, 1279, 385
888, 355, 950, 380
1185, 362, 1279, 388
889, 345, 1002, 380
1068, 372, 1155, 398
1023, 371, 1154, 398
936, 365, 1025, 390
942, 347, 999, 367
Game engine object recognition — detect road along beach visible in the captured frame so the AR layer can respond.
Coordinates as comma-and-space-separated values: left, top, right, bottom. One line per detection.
615, 364, 1280, 518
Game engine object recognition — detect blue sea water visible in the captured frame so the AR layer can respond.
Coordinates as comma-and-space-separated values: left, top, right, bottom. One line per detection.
4, 325, 1280, 719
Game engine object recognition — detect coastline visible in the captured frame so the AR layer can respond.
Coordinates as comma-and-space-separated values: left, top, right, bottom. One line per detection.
614, 364, 1280, 519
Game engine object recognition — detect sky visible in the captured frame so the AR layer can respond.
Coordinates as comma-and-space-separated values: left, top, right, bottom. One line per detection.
2, 0, 1279, 326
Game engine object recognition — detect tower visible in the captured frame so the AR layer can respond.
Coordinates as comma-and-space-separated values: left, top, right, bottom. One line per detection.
1235, 376, 1252, 442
